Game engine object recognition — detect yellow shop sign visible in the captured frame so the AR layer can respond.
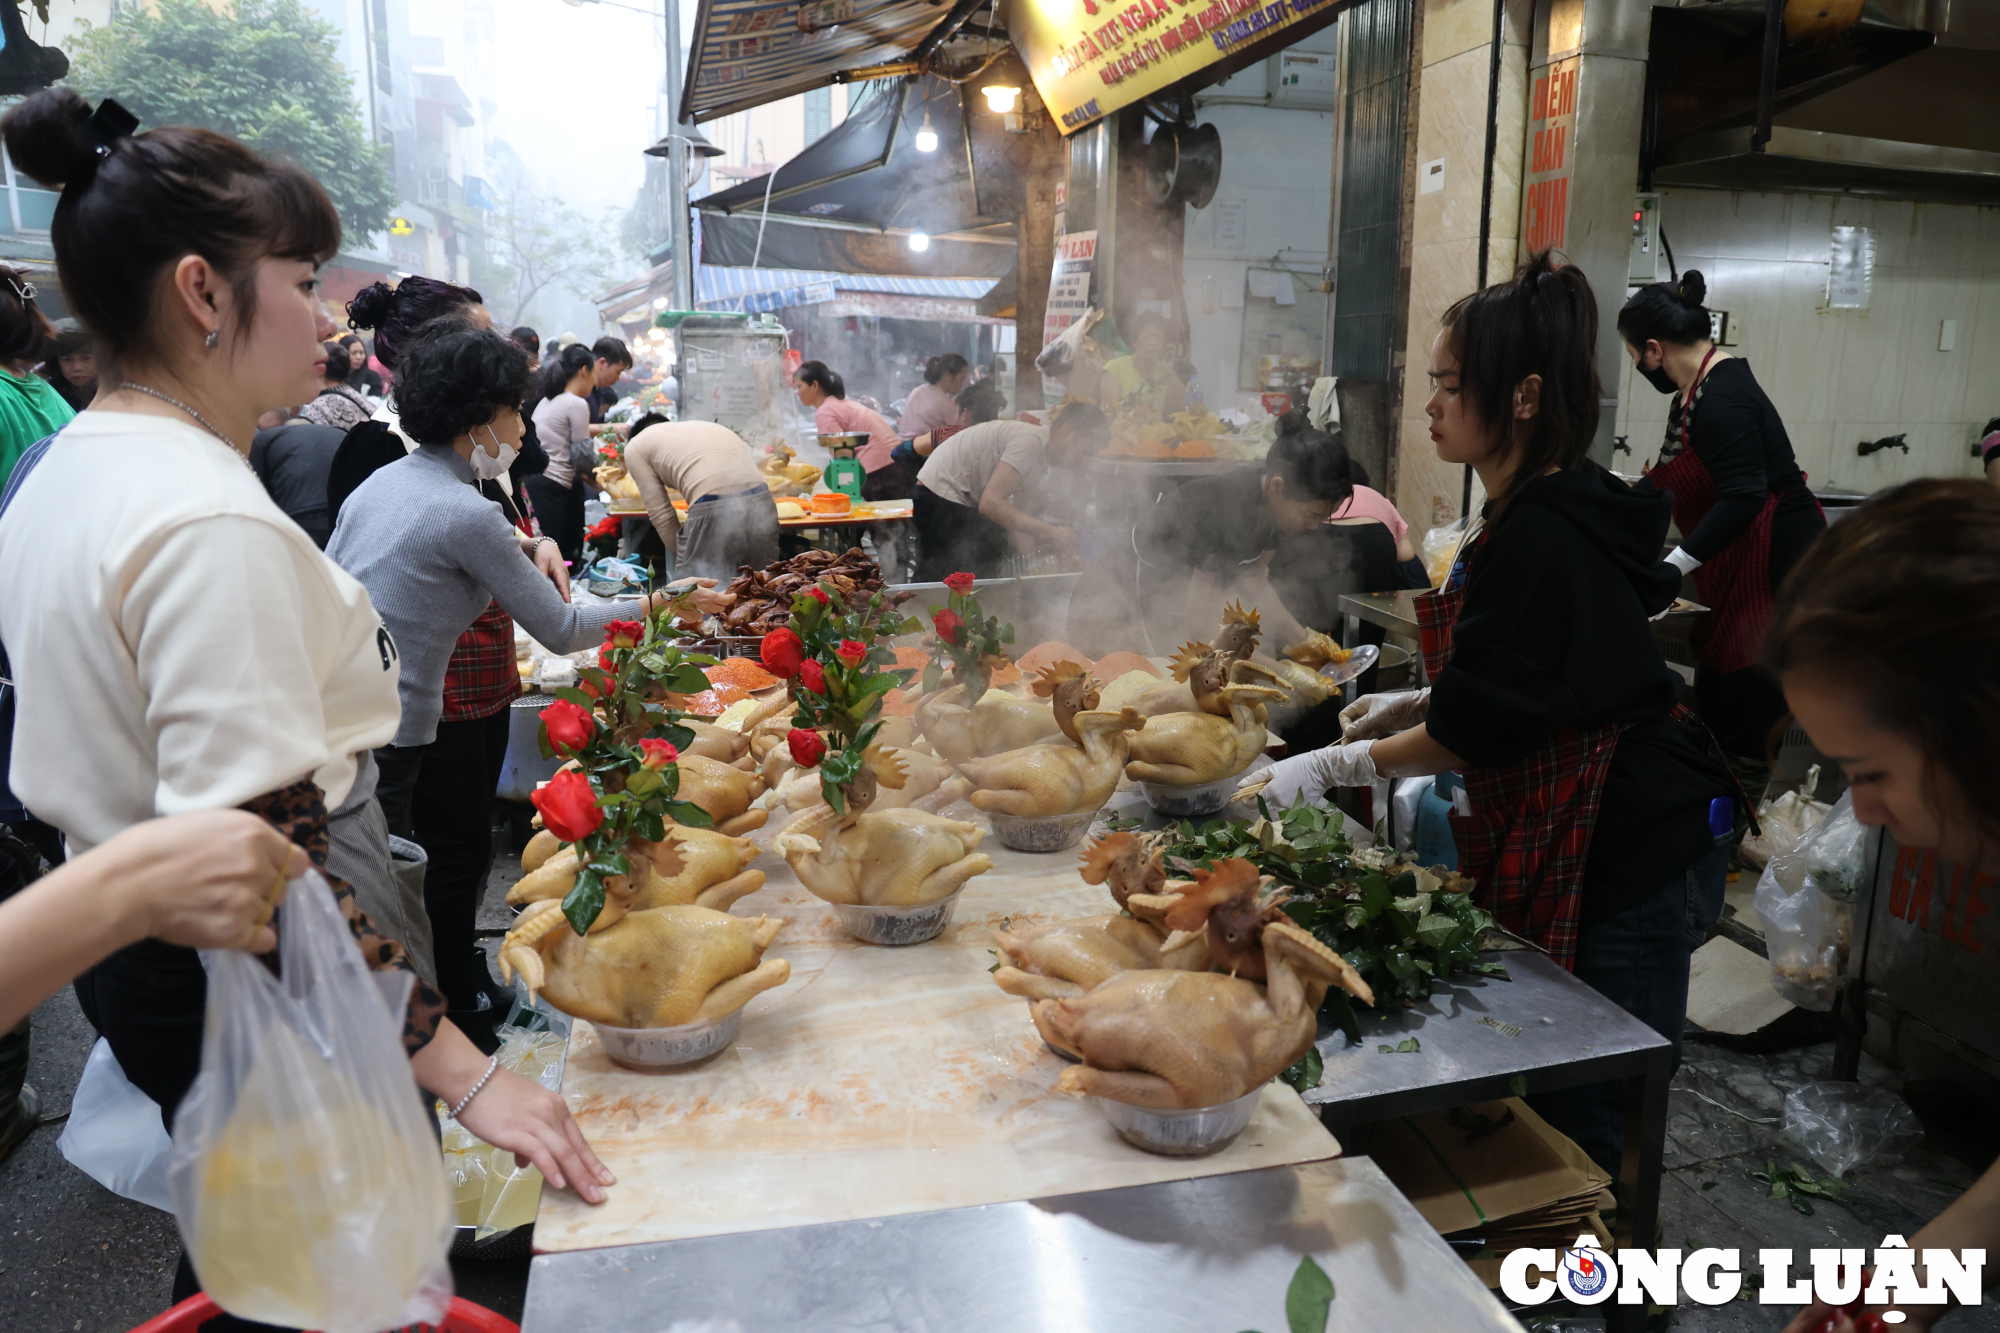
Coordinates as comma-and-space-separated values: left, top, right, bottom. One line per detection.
1011, 0, 1342, 133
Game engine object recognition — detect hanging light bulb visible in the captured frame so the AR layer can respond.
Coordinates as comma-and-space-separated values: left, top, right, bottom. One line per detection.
981, 84, 1021, 115
914, 111, 938, 153
908, 231, 931, 252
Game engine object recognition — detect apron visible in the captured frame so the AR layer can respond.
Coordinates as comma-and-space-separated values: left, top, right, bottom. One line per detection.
1649, 351, 1799, 676
1415, 528, 1630, 971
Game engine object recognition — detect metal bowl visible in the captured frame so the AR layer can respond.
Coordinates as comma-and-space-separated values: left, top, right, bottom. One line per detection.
590, 1010, 741, 1071
1092, 1086, 1262, 1156
829, 888, 964, 946
1141, 773, 1239, 818
987, 807, 1101, 853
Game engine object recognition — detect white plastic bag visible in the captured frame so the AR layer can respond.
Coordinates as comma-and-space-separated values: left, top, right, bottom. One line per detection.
1738, 764, 1834, 869
166, 870, 453, 1333
1420, 517, 1469, 588
1754, 795, 1869, 1010
1783, 1082, 1921, 1177
58, 1038, 173, 1211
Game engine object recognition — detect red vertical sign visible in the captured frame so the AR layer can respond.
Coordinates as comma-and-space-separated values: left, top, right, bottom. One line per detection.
1520, 57, 1579, 258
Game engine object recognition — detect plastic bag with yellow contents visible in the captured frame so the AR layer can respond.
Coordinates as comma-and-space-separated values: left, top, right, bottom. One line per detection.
166, 870, 453, 1332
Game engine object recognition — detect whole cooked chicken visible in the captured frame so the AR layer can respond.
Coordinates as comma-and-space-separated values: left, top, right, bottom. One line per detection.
763, 743, 969, 818
680, 718, 755, 768
674, 752, 769, 835
913, 681, 1061, 767
960, 664, 1145, 818
993, 914, 1209, 1004
1123, 673, 1284, 786
498, 891, 789, 1030
1036, 860, 1372, 1109
774, 802, 993, 907
1077, 829, 1170, 910
508, 825, 766, 913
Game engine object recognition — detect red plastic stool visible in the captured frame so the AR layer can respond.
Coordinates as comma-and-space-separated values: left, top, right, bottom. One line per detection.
129, 1294, 519, 1333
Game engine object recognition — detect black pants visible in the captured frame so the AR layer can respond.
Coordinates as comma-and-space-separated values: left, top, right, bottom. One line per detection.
913, 484, 1012, 583
374, 709, 511, 1024
523, 474, 584, 565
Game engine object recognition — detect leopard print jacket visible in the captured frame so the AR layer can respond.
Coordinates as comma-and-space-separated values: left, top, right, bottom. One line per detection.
240, 778, 448, 1055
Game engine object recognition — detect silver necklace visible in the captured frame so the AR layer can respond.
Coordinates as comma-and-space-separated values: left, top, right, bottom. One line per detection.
118, 381, 249, 464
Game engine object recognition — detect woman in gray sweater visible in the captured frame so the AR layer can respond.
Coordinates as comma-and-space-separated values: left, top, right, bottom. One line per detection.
329, 320, 725, 1037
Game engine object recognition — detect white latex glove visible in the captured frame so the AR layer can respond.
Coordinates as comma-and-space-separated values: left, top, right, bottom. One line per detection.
1254, 740, 1379, 808
1338, 688, 1430, 743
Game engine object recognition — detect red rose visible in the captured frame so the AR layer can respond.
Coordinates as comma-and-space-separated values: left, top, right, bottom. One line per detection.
806, 585, 830, 605
761, 627, 805, 678
788, 727, 828, 767
932, 609, 964, 645
944, 571, 976, 594
637, 738, 679, 770
541, 698, 598, 755
836, 639, 867, 668
576, 672, 606, 701
604, 619, 645, 650
531, 769, 604, 843
797, 659, 827, 694
598, 646, 617, 675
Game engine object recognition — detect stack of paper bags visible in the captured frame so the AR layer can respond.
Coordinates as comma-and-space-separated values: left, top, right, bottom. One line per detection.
1345, 1097, 1613, 1287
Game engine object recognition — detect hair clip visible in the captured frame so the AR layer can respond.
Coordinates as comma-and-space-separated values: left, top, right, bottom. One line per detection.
6, 277, 35, 304
79, 98, 139, 159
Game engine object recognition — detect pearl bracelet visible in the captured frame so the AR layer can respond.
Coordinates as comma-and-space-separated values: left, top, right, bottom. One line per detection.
448, 1053, 501, 1120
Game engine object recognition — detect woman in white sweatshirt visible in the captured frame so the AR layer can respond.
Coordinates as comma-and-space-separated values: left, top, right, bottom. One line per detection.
0, 90, 612, 1315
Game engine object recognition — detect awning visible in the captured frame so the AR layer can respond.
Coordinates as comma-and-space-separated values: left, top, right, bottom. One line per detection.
695, 266, 998, 316
681, 0, 996, 124
594, 261, 677, 323
695, 75, 1014, 278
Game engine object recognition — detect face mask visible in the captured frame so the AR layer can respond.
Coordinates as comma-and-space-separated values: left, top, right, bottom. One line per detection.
471, 425, 518, 481
1638, 353, 1678, 395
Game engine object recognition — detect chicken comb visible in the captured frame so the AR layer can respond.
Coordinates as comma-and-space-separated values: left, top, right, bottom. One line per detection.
861, 744, 909, 789
1030, 660, 1096, 698
1221, 600, 1261, 630
1170, 641, 1212, 683
1077, 830, 1139, 885
1162, 858, 1263, 933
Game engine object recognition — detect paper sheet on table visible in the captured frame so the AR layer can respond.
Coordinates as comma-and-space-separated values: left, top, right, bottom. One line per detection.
534, 824, 1342, 1252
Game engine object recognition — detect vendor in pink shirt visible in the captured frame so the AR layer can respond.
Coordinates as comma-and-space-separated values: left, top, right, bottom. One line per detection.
1329, 480, 1426, 586
795, 359, 914, 575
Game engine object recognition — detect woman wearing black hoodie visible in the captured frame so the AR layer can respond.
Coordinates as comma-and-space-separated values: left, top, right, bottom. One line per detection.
1256, 253, 1736, 1173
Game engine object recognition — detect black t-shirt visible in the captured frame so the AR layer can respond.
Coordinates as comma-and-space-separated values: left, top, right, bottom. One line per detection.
1425, 469, 1732, 922
249, 420, 347, 549
1645, 358, 1822, 580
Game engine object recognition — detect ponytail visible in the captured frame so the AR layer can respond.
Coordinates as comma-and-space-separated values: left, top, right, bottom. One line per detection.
923, 353, 968, 385
1441, 249, 1603, 504
797, 360, 845, 399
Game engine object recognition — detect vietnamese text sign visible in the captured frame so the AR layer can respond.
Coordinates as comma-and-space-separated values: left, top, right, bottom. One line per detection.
1519, 57, 1578, 256
1043, 229, 1097, 349
1011, 0, 1344, 135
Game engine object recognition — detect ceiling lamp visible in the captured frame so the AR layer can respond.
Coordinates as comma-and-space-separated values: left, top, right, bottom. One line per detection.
652, 296, 668, 309
908, 231, 931, 252
914, 111, 938, 153
981, 84, 1021, 115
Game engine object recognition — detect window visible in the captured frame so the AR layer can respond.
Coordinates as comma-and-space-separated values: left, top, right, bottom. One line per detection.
804, 86, 831, 144
0, 147, 58, 235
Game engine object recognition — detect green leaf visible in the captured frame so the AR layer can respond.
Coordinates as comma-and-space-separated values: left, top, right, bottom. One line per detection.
1508, 1074, 1528, 1098
662, 724, 696, 751
921, 661, 943, 694
822, 779, 847, 816
623, 768, 663, 797
1412, 912, 1459, 948
639, 653, 668, 674
664, 663, 712, 694
1284, 1256, 1334, 1333
1280, 1047, 1323, 1094
550, 686, 597, 709
660, 799, 713, 828
636, 812, 666, 843
562, 868, 605, 935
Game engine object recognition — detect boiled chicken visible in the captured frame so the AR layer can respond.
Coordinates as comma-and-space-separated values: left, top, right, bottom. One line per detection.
680, 718, 755, 768
508, 825, 766, 914
1123, 679, 1284, 786
498, 893, 789, 1030
1077, 830, 1170, 911
992, 914, 1209, 1004
912, 681, 1061, 767
674, 752, 768, 835
763, 743, 968, 818
959, 664, 1144, 817
773, 803, 992, 907
1035, 860, 1372, 1109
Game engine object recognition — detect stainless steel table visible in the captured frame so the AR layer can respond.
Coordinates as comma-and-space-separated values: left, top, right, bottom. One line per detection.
1309, 949, 1674, 1333
519, 1156, 1525, 1332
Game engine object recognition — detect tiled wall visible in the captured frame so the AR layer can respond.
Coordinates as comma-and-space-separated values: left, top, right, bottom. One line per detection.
1612, 189, 2000, 493
1391, 0, 1534, 534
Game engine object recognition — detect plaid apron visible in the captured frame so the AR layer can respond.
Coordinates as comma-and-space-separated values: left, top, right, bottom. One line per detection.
1416, 529, 1628, 970
1649, 351, 1819, 676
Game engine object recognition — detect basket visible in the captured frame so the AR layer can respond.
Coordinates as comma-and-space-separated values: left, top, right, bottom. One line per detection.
130, 1295, 519, 1333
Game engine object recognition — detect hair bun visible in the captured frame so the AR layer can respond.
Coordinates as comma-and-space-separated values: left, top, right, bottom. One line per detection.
2, 88, 100, 189
346, 281, 395, 330
1678, 270, 1707, 308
